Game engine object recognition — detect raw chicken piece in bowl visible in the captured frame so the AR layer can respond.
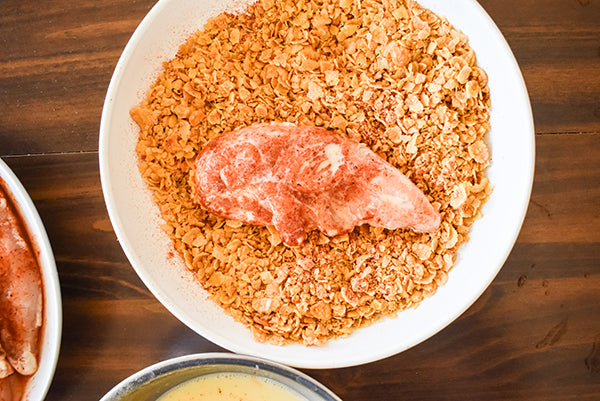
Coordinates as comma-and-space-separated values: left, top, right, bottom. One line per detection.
0, 158, 62, 400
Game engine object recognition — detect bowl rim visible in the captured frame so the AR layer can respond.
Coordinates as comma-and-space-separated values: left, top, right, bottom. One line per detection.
99, 0, 535, 369
0, 157, 63, 400
99, 352, 342, 401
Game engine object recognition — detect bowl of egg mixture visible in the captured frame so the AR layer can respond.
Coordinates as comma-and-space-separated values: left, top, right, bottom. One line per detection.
99, 353, 341, 401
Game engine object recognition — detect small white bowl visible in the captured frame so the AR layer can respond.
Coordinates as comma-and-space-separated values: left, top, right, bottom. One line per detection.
0, 158, 62, 400
99, 0, 534, 368
100, 353, 341, 401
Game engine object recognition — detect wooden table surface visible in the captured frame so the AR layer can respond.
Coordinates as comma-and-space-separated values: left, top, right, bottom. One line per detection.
1, 0, 599, 400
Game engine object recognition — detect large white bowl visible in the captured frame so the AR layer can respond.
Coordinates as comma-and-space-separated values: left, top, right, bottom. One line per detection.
0, 158, 62, 399
99, 0, 534, 368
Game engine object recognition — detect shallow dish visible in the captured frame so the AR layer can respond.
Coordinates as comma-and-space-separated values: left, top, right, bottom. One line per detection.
99, 0, 534, 368
100, 353, 341, 401
0, 158, 62, 399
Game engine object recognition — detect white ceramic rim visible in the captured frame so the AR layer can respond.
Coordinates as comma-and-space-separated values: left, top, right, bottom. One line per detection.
99, 0, 535, 368
0, 157, 62, 400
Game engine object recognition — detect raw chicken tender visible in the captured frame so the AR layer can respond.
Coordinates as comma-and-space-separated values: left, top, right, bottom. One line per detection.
193, 123, 440, 246
0, 189, 42, 378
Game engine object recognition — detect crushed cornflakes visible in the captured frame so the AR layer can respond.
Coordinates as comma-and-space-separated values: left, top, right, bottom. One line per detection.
131, 0, 492, 345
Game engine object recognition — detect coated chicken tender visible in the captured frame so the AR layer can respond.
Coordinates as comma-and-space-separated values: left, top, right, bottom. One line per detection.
0, 190, 42, 378
193, 123, 440, 246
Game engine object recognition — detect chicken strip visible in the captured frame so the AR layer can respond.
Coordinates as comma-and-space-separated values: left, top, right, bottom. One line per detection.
0, 344, 14, 379
193, 122, 440, 246
0, 189, 42, 376
0, 373, 24, 401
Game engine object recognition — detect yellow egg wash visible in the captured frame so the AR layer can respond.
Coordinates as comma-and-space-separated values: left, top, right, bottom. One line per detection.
156, 372, 306, 401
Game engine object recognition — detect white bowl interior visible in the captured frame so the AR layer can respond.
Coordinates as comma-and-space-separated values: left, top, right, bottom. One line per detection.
99, 0, 534, 368
0, 158, 62, 399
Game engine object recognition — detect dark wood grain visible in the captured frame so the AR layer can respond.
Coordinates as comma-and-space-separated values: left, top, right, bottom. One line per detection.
479, 0, 600, 134
1, 0, 599, 400
0, 1, 153, 154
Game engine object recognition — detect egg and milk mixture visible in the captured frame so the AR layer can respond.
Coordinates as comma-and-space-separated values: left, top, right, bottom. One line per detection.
157, 372, 306, 401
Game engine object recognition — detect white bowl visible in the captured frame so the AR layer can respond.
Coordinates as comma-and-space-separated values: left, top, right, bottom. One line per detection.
0, 158, 62, 399
99, 0, 534, 368
100, 353, 341, 401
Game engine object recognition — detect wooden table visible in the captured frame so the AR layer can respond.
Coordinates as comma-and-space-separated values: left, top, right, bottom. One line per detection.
1, 0, 599, 400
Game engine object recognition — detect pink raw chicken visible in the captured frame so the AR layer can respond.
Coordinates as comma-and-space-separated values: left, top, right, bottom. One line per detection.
0, 190, 42, 379
193, 122, 440, 246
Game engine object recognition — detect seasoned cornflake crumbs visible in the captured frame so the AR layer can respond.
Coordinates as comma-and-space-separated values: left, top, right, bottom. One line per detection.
131, 0, 492, 345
